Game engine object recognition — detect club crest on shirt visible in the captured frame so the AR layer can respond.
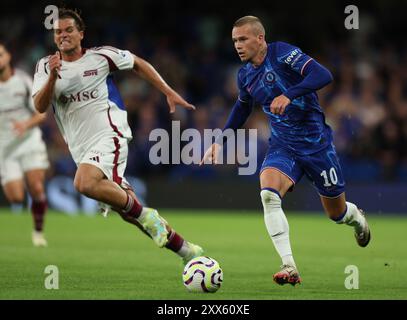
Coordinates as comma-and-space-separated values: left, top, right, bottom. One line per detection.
264, 71, 276, 84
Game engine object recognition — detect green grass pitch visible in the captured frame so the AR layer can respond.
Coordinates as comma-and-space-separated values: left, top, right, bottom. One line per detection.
0, 208, 406, 300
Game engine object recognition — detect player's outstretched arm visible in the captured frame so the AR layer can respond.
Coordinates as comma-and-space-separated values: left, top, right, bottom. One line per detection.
270, 60, 333, 115
33, 52, 61, 113
132, 55, 195, 113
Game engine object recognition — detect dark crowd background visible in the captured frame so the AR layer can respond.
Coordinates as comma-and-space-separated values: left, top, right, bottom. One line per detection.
1, 0, 406, 188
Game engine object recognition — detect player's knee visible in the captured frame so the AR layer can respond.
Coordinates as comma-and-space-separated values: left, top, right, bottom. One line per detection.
75, 183, 92, 197
74, 178, 96, 197
6, 193, 24, 204
28, 182, 44, 199
260, 189, 282, 209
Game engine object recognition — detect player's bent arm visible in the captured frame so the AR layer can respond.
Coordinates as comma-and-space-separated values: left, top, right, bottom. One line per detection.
34, 52, 60, 113
33, 76, 57, 113
284, 60, 333, 101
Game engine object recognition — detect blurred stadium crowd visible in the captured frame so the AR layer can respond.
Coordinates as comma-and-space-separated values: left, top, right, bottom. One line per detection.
2, 0, 406, 183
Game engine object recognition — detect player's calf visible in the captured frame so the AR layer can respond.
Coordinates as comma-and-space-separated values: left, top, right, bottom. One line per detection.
31, 197, 48, 232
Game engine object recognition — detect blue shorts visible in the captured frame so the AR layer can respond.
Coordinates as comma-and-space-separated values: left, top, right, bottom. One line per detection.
260, 142, 345, 198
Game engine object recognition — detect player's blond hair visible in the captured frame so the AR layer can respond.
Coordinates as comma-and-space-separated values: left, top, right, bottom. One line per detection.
233, 16, 265, 36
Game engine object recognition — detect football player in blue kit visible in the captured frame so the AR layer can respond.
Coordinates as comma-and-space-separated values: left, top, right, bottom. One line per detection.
201, 16, 371, 286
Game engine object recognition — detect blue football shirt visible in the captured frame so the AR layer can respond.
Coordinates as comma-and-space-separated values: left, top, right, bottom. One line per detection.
237, 41, 333, 155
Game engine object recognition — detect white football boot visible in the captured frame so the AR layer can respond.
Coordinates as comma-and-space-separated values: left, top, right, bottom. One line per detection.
32, 230, 48, 247
182, 243, 204, 265
354, 209, 371, 247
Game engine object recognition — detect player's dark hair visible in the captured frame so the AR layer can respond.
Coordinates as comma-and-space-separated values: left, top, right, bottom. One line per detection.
0, 39, 10, 51
0, 39, 13, 69
58, 8, 86, 31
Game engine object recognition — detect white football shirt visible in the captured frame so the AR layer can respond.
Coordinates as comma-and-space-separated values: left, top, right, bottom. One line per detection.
0, 69, 44, 154
32, 46, 134, 163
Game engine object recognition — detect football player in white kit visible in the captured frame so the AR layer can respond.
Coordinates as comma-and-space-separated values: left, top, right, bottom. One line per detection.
0, 42, 49, 247
33, 8, 203, 263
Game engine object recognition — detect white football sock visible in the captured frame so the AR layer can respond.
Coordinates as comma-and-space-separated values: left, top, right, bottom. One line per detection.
261, 189, 296, 268
10, 203, 24, 213
176, 241, 190, 258
136, 207, 149, 222
335, 201, 366, 233
282, 254, 296, 267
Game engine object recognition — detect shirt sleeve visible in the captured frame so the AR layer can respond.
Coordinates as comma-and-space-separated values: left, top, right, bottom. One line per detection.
237, 68, 253, 104
283, 60, 333, 101
221, 99, 253, 133
93, 46, 134, 71
275, 41, 313, 76
32, 57, 50, 97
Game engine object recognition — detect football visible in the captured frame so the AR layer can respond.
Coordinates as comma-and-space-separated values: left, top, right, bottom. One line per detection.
182, 256, 223, 293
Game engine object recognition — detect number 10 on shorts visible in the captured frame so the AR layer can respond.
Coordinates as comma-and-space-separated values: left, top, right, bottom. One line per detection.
320, 167, 338, 187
